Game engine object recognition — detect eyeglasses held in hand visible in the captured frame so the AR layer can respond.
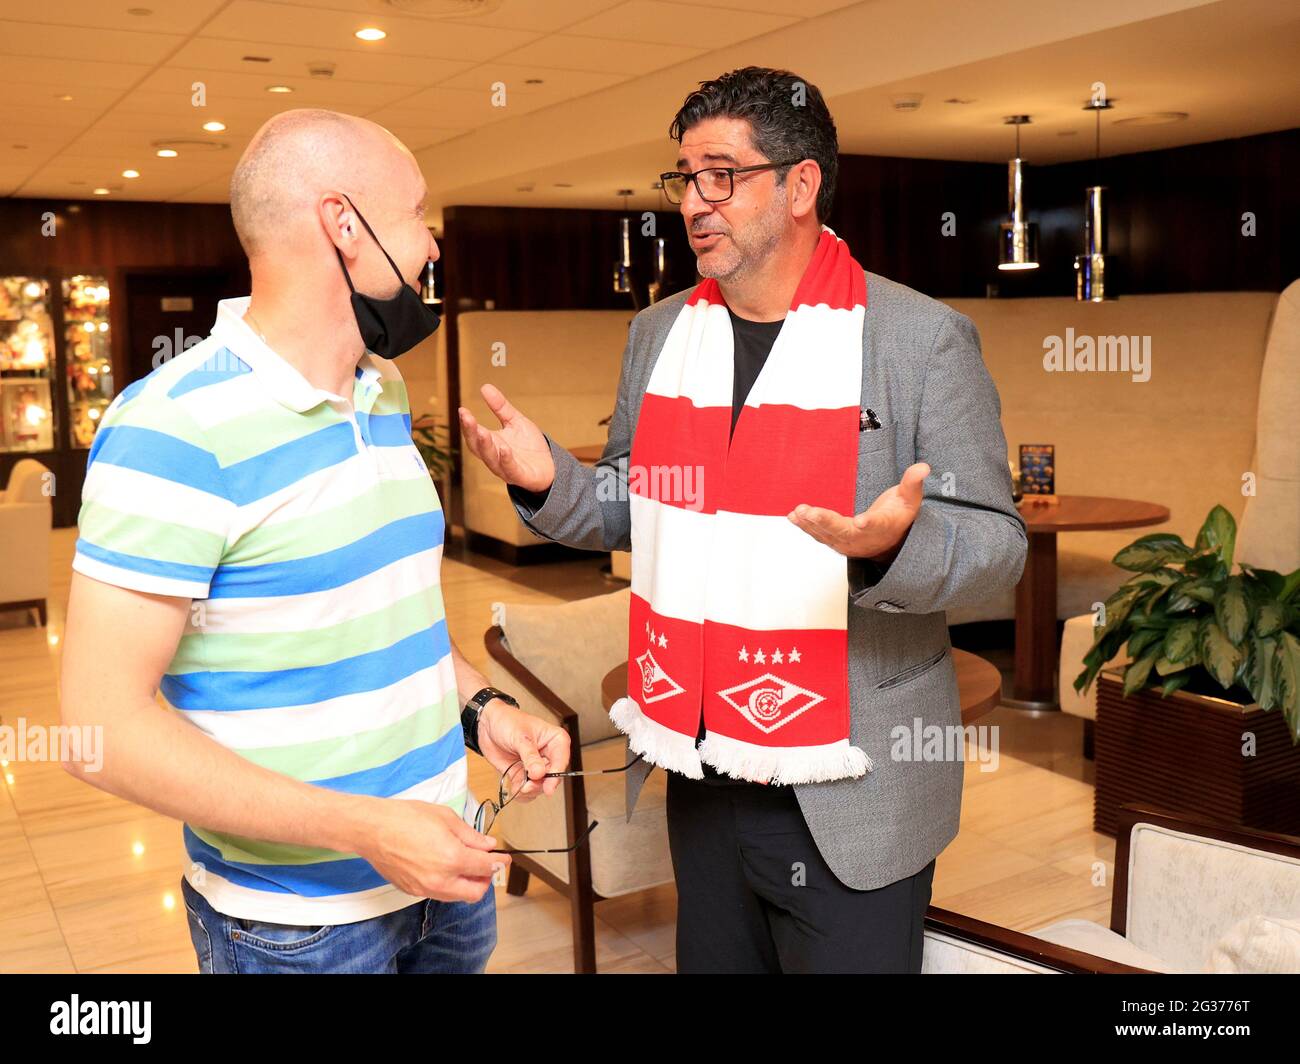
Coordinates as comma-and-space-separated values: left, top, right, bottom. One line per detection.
658, 159, 803, 204
474, 753, 646, 855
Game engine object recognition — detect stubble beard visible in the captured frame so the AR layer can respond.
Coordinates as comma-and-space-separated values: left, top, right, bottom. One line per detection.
693, 191, 788, 285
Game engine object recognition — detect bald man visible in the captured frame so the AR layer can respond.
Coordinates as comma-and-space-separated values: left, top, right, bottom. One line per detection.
59, 109, 569, 974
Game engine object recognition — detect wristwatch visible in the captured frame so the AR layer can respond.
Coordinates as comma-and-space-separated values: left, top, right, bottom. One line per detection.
461, 686, 519, 755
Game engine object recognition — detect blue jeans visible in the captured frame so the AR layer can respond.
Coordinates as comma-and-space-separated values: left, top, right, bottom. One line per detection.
180, 876, 497, 974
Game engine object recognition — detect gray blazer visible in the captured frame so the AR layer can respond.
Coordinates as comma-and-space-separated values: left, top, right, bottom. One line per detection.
507, 271, 1027, 890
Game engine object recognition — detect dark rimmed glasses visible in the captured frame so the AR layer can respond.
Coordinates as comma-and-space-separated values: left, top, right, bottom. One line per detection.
659, 159, 803, 204
474, 753, 646, 854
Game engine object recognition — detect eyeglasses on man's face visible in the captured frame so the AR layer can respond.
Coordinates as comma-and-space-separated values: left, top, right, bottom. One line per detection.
473, 753, 646, 855
659, 159, 803, 205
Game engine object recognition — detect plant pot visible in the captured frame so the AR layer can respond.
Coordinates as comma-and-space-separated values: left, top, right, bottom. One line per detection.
1094, 671, 1300, 837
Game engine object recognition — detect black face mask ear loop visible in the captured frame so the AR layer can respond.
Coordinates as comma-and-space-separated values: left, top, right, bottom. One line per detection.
337, 192, 407, 287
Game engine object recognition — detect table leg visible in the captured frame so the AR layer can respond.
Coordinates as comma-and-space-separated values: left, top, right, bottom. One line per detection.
1011, 531, 1059, 708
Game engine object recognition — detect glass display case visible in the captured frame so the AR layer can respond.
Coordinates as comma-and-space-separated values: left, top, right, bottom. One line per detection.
62, 274, 114, 448
0, 276, 57, 453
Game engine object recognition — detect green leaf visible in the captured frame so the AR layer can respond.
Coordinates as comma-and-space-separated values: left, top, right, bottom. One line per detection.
1193, 504, 1237, 568
1122, 650, 1160, 696
1112, 534, 1193, 572
1161, 673, 1192, 698
1256, 600, 1285, 638
1128, 628, 1164, 659
1274, 632, 1300, 743
1240, 565, 1284, 598
1215, 575, 1251, 646
1280, 567, 1300, 605
1163, 618, 1199, 662
1247, 635, 1278, 711
1097, 585, 1143, 638
1199, 617, 1243, 688
1155, 656, 1193, 676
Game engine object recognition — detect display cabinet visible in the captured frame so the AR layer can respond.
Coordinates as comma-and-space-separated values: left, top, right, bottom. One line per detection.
62, 274, 115, 448
0, 276, 57, 453
0, 269, 120, 526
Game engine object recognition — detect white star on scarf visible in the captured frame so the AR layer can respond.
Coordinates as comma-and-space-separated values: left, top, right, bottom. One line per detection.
789, 647, 801, 663
738, 646, 749, 662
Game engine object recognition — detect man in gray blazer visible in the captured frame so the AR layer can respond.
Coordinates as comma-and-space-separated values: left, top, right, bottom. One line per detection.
459, 67, 1027, 973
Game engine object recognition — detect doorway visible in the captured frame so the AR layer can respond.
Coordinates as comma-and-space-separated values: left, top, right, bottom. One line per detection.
122, 268, 246, 387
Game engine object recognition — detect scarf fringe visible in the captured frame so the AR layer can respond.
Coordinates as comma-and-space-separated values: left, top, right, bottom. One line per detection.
697, 731, 873, 786
609, 697, 705, 779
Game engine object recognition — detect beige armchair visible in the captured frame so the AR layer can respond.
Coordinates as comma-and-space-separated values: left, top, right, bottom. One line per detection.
925, 805, 1300, 973
483, 587, 673, 973
1026, 805, 1300, 973
0, 458, 53, 625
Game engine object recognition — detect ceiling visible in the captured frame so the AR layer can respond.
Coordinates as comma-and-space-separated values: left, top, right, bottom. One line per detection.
2, 0, 1297, 226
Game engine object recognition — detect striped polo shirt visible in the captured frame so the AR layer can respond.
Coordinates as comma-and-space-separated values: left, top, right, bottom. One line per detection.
72, 296, 464, 925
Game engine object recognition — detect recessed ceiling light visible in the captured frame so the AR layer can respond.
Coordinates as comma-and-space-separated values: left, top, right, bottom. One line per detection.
202, 121, 226, 132
266, 85, 294, 94
12, 144, 27, 150
156, 148, 178, 158
944, 98, 975, 105
122, 169, 140, 178
554, 182, 572, 188
1113, 112, 1189, 126
242, 55, 272, 63
1057, 130, 1078, 137
93, 188, 110, 196
127, 7, 152, 14
57, 94, 73, 101
355, 27, 386, 41
525, 78, 544, 85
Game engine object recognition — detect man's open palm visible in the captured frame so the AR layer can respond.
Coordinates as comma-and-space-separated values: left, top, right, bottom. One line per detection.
458, 383, 556, 493
787, 462, 930, 561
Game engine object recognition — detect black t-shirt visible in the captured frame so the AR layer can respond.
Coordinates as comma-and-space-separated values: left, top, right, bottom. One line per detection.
697, 308, 786, 786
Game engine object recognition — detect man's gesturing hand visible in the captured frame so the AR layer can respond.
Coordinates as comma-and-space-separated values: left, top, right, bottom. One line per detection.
787, 462, 930, 562
458, 383, 555, 493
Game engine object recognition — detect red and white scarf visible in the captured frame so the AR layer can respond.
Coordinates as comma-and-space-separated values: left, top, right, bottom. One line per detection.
610, 227, 873, 784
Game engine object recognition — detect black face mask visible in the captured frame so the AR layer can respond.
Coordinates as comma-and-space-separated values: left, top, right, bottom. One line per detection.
335, 194, 440, 360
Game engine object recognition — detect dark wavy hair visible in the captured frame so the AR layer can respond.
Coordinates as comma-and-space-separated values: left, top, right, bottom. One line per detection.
669, 66, 838, 222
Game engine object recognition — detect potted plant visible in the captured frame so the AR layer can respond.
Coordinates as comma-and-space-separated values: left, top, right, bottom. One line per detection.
1074, 504, 1300, 835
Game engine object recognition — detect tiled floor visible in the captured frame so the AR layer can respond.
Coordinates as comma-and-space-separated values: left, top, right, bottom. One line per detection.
0, 527, 1113, 973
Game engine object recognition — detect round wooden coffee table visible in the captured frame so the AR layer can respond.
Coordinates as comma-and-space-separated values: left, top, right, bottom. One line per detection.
602, 648, 1002, 726
1012, 494, 1169, 709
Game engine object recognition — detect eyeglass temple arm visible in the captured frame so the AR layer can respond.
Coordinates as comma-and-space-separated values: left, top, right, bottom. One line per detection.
490, 820, 598, 856
541, 753, 645, 780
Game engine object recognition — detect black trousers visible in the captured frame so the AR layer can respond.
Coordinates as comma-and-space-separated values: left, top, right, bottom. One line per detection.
666, 771, 936, 973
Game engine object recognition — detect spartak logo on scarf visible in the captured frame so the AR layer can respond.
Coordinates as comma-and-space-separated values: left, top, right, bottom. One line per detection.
609, 226, 874, 785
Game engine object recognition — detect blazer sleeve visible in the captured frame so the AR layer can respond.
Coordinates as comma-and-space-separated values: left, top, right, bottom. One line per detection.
506, 314, 640, 552
847, 308, 1028, 614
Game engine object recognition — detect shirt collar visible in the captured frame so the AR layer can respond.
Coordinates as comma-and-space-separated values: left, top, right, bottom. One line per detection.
212, 296, 379, 414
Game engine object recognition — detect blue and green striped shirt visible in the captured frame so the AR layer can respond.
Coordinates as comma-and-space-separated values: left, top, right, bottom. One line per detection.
73, 296, 463, 924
